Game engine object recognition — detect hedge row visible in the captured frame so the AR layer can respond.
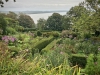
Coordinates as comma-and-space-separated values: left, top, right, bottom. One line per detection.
69, 54, 87, 68
41, 38, 61, 53
22, 28, 37, 32
31, 37, 54, 55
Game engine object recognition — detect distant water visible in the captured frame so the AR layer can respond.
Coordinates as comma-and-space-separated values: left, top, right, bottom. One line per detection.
27, 12, 66, 24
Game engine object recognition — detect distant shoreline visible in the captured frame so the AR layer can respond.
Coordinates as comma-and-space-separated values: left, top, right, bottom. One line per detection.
0, 10, 68, 14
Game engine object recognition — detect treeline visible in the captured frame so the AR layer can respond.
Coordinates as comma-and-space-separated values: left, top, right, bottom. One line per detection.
0, 0, 100, 38
0, 11, 35, 35
37, 0, 100, 38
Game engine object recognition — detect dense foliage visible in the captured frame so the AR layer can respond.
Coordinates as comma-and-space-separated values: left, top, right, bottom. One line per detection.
45, 13, 63, 31
0, 0, 100, 74
18, 13, 35, 28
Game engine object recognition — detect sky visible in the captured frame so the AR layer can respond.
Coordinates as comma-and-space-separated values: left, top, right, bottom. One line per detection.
0, 0, 85, 11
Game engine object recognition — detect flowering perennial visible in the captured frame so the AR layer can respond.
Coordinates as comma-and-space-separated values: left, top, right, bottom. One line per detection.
2, 36, 17, 43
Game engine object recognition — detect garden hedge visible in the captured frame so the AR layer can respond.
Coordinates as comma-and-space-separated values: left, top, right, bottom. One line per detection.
22, 28, 37, 32
41, 38, 61, 53
69, 54, 87, 68
31, 37, 54, 55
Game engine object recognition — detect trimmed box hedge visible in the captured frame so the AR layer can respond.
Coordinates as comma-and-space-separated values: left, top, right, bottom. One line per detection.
31, 37, 54, 55
41, 38, 61, 53
22, 28, 37, 32
69, 54, 87, 68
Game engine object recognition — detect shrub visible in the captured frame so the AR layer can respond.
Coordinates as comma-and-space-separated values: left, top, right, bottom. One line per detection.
0, 35, 2, 40
52, 31, 60, 38
42, 31, 59, 37
74, 41, 99, 55
8, 46, 19, 57
37, 30, 42, 36
61, 30, 70, 38
61, 30, 77, 39
42, 39, 61, 53
83, 33, 91, 39
69, 54, 87, 68
2, 36, 17, 45
6, 27, 17, 34
91, 36, 100, 43
42, 32, 50, 37
56, 39, 63, 44
22, 28, 37, 32
17, 34, 27, 41
31, 37, 54, 55
85, 54, 100, 75
0, 29, 2, 34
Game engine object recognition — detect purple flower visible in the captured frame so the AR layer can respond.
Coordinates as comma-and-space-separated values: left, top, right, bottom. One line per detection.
9, 37, 16, 42
2, 36, 17, 44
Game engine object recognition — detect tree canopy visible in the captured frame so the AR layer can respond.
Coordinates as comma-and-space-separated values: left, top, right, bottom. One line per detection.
45, 13, 63, 31
0, 0, 16, 7
64, 0, 100, 38
0, 15, 7, 35
18, 13, 35, 28
37, 18, 46, 30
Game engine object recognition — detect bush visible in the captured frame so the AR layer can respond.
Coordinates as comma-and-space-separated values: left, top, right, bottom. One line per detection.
37, 30, 42, 36
42, 32, 50, 37
83, 33, 91, 39
74, 41, 99, 55
22, 28, 37, 32
42, 39, 61, 53
52, 31, 60, 38
6, 27, 17, 34
85, 54, 100, 75
0, 35, 2, 40
0, 29, 2, 34
31, 37, 54, 55
69, 54, 87, 68
61, 30, 77, 39
61, 30, 70, 38
8, 46, 20, 57
91, 36, 100, 43
2, 36, 17, 45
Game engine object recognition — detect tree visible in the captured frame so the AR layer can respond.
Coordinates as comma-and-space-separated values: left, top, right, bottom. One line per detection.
6, 11, 18, 20
85, 0, 100, 12
37, 18, 46, 30
46, 13, 63, 31
0, 15, 7, 35
66, 5, 92, 37
62, 15, 71, 30
0, 12, 6, 16
18, 13, 35, 28
0, 0, 16, 7
67, 6, 90, 21
68, 3, 100, 38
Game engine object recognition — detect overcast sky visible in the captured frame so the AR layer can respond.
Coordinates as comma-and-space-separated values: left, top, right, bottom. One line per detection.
0, 0, 85, 11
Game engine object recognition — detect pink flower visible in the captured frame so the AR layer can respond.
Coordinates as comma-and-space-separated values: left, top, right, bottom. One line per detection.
2, 36, 17, 44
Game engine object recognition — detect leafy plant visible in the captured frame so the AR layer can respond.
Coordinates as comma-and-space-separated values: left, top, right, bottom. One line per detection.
85, 54, 100, 75
37, 30, 42, 36
2, 36, 17, 45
